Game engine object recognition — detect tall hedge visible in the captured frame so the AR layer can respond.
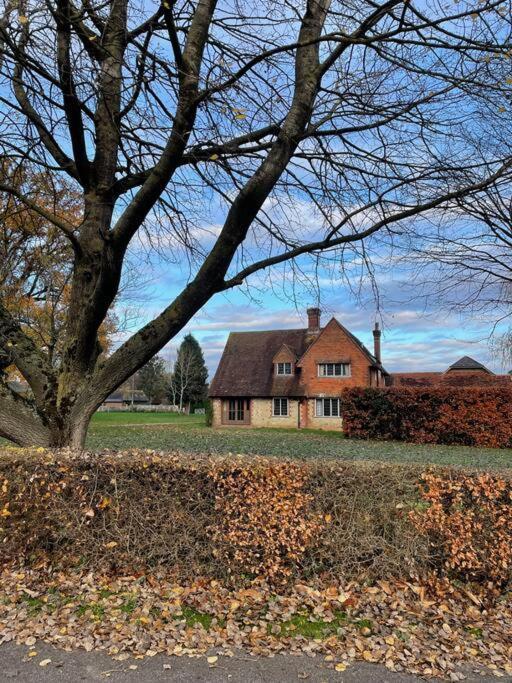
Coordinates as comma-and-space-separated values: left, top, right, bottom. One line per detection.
340, 386, 512, 448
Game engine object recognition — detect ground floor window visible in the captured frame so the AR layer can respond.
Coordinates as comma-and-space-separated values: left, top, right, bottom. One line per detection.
273, 397, 289, 416
227, 398, 250, 422
315, 397, 340, 417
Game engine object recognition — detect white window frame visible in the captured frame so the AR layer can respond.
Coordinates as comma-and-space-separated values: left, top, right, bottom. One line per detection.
273, 397, 289, 417
315, 398, 341, 418
317, 362, 351, 377
276, 362, 292, 375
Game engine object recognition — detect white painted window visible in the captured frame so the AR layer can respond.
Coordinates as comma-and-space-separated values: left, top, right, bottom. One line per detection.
276, 362, 292, 375
317, 363, 351, 377
273, 397, 289, 416
315, 398, 341, 417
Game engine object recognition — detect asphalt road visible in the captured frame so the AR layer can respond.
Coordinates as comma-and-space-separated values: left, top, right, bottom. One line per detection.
1, 642, 510, 683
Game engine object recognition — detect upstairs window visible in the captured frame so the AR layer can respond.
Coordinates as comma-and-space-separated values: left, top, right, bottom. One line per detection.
318, 362, 351, 377
315, 398, 340, 417
273, 397, 289, 416
276, 361, 292, 375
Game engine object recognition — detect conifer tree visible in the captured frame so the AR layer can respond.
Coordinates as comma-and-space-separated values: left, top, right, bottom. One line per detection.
168, 335, 208, 412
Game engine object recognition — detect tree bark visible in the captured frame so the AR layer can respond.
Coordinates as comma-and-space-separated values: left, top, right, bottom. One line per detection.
0, 385, 50, 447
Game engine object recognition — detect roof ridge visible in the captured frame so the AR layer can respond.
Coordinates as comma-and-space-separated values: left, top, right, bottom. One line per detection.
229, 328, 307, 334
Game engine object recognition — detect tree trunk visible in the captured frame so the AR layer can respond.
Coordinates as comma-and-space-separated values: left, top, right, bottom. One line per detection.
48, 415, 91, 449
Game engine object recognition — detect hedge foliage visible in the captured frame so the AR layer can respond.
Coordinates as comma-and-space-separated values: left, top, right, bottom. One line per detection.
0, 448, 511, 588
340, 386, 512, 448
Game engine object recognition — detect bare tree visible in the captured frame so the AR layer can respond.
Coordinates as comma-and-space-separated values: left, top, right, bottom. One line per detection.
393, 177, 512, 365
1, 0, 512, 447
167, 346, 195, 413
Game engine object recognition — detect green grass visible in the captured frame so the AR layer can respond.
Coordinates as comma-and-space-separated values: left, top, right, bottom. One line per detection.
84, 411, 512, 470
92, 411, 204, 426
270, 610, 348, 639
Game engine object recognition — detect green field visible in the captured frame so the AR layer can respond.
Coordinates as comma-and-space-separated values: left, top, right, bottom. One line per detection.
86, 411, 512, 469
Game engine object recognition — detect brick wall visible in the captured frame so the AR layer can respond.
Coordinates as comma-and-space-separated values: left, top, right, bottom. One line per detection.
298, 318, 372, 394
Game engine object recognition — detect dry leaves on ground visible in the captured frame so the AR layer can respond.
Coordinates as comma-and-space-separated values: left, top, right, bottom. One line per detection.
0, 567, 510, 679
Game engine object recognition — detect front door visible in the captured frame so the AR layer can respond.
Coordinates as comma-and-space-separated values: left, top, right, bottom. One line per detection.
224, 398, 251, 425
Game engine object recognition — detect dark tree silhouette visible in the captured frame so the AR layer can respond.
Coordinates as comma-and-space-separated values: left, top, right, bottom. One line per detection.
1, 0, 512, 446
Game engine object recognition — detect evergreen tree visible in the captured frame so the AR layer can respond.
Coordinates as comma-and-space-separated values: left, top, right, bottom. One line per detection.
168, 335, 208, 411
137, 356, 167, 404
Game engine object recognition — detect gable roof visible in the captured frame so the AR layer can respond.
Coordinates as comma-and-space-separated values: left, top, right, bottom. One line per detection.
296, 317, 385, 372
209, 329, 308, 397
447, 356, 491, 373
272, 343, 298, 363
209, 320, 388, 398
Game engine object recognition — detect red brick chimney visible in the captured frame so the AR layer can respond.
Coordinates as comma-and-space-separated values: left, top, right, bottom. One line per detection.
307, 307, 321, 332
373, 321, 381, 364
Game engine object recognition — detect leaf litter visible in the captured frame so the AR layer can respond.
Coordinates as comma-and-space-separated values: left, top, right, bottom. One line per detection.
0, 567, 510, 679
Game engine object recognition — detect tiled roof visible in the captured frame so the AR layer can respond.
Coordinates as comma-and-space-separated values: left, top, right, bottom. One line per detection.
448, 356, 491, 372
105, 392, 124, 402
209, 329, 310, 397
390, 371, 511, 387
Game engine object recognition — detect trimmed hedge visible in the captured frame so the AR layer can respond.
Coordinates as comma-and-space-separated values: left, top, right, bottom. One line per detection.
1, 448, 511, 588
340, 386, 512, 448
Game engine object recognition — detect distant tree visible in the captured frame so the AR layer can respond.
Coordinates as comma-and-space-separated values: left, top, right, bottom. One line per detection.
137, 356, 167, 404
167, 335, 208, 412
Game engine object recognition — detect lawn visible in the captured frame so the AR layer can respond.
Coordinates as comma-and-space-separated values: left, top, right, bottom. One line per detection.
87, 411, 512, 469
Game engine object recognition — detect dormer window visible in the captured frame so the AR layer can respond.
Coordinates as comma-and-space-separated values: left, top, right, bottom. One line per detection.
318, 362, 351, 377
276, 361, 292, 375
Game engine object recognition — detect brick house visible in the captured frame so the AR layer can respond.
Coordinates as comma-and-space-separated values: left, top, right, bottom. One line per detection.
209, 308, 511, 430
208, 308, 388, 429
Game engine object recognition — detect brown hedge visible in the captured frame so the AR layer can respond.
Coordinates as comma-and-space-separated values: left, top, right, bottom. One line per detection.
340, 386, 512, 448
0, 448, 511, 588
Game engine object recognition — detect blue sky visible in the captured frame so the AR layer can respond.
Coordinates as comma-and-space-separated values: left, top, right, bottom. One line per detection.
118, 242, 510, 380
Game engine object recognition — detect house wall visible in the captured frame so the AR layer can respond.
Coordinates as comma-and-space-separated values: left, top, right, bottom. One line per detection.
304, 399, 343, 430
298, 318, 372, 393
212, 398, 223, 427
251, 398, 299, 428
211, 398, 300, 428
103, 401, 123, 409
